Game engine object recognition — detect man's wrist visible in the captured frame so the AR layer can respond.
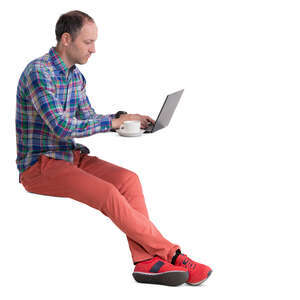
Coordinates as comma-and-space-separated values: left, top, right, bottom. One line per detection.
111, 118, 120, 129
111, 111, 127, 129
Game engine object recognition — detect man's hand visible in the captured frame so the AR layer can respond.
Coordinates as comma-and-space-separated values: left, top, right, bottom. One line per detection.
112, 114, 155, 130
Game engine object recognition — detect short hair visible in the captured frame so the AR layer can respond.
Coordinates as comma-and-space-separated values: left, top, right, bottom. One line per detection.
55, 10, 94, 43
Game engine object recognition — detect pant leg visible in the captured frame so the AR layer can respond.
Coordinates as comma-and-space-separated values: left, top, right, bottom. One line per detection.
76, 151, 180, 264
20, 151, 180, 264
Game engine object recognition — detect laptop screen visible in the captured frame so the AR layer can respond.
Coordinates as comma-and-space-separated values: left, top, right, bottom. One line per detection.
152, 89, 184, 132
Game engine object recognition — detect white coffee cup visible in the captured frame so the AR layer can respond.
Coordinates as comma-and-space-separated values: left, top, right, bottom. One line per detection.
120, 120, 141, 134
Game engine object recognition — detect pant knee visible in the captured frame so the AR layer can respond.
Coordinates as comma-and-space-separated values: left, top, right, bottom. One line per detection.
118, 170, 142, 193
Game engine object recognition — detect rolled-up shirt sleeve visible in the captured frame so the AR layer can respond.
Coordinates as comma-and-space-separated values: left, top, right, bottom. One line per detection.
27, 66, 113, 138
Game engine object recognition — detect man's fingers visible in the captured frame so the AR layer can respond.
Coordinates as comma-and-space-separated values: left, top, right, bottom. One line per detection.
148, 117, 155, 124
143, 115, 155, 124
125, 114, 155, 126
148, 116, 155, 124
141, 119, 148, 128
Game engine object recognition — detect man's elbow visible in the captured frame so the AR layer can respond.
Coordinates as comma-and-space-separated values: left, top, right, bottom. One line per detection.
50, 121, 73, 139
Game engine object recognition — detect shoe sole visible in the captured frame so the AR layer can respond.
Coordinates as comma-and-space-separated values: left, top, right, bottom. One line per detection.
132, 270, 189, 286
186, 270, 213, 286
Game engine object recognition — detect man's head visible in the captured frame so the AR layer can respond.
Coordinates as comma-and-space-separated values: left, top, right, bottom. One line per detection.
55, 10, 97, 66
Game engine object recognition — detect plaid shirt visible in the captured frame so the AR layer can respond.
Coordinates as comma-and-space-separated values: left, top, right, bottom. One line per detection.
16, 47, 115, 181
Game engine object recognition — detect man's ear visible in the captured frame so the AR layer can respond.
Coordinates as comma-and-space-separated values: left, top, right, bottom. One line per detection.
61, 32, 72, 47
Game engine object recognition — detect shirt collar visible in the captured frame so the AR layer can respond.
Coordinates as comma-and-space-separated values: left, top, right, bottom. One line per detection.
49, 47, 76, 76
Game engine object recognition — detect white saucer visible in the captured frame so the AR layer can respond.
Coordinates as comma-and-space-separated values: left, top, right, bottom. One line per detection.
116, 129, 145, 137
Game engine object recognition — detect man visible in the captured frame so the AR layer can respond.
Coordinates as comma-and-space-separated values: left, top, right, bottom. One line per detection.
16, 10, 212, 286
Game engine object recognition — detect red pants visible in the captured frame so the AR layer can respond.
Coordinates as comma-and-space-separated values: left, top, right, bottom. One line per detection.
20, 150, 180, 264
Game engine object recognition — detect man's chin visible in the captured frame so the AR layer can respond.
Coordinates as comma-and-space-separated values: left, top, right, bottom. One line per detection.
76, 58, 89, 65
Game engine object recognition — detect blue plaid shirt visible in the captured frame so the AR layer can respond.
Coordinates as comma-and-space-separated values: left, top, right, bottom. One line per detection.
16, 47, 115, 182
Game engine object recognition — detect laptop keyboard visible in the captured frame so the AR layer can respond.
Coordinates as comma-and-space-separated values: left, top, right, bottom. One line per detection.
144, 123, 154, 133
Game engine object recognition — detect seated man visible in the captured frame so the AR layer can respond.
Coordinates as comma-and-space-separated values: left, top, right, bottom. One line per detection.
16, 10, 212, 286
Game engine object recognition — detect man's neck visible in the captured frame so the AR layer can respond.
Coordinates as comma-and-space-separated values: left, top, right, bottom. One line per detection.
54, 46, 74, 69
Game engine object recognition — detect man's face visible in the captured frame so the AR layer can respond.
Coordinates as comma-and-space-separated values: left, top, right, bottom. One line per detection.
66, 21, 98, 65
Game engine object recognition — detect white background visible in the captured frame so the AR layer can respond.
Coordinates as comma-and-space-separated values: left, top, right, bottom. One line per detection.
1, 0, 299, 299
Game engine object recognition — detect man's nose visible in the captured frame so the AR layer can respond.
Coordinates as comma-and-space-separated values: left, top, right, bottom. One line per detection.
90, 44, 96, 53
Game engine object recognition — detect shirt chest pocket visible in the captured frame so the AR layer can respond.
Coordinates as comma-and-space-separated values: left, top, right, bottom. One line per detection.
62, 87, 80, 118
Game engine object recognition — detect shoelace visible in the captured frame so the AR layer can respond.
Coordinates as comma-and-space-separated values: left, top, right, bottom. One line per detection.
181, 254, 196, 270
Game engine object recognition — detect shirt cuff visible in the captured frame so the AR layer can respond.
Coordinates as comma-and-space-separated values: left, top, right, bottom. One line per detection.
98, 115, 113, 132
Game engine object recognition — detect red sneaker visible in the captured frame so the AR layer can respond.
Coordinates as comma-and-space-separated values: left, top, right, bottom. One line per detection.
132, 256, 189, 286
173, 252, 212, 285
